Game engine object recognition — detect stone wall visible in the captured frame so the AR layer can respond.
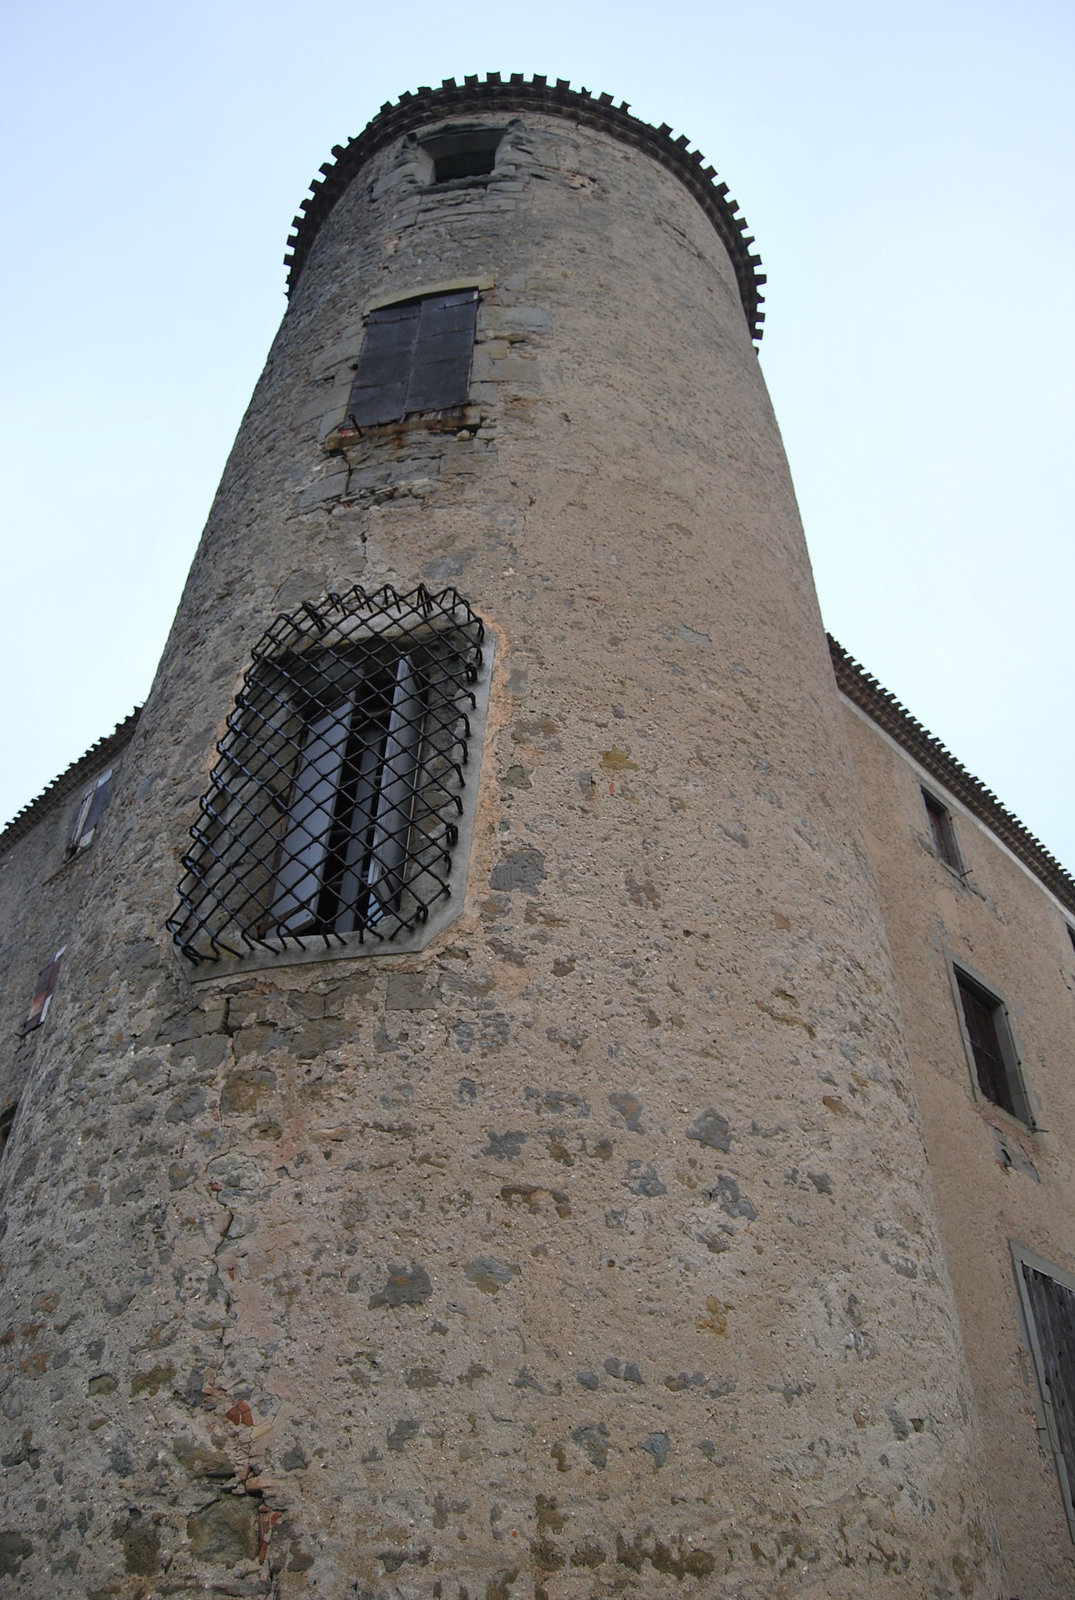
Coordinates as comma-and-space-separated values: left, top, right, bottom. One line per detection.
0, 93, 1001, 1597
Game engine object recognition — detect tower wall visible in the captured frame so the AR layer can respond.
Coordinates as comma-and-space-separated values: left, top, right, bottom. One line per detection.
0, 89, 1001, 1597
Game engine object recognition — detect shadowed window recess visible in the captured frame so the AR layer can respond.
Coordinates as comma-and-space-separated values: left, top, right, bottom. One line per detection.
421, 125, 504, 183
345, 290, 478, 428
66, 768, 113, 858
955, 967, 1032, 1124
1014, 1248, 1075, 1540
922, 787, 963, 872
168, 586, 488, 963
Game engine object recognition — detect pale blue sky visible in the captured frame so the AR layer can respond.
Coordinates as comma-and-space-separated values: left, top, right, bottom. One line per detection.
2, 1, 1073, 866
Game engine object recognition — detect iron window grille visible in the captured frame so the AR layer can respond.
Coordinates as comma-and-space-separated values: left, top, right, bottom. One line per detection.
168, 585, 486, 964
345, 289, 478, 429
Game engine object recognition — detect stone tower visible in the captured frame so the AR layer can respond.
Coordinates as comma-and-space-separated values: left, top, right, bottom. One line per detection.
0, 78, 1003, 1597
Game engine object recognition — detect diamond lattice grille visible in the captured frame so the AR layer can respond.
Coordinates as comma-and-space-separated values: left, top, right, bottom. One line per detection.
168, 586, 485, 962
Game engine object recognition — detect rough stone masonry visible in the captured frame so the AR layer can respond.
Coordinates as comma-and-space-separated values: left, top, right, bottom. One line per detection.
0, 78, 1003, 1598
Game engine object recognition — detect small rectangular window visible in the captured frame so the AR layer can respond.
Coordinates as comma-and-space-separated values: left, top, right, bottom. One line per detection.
954, 967, 1031, 1123
1067, 924, 1075, 959
922, 788, 962, 871
345, 290, 478, 428
421, 126, 504, 184
22, 947, 65, 1034
1013, 1246, 1075, 1540
67, 768, 113, 857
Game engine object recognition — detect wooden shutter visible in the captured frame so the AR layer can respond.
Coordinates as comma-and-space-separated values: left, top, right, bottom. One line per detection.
1023, 1263, 1075, 1521
403, 290, 478, 413
24, 947, 65, 1032
957, 974, 1016, 1116
69, 768, 114, 853
270, 699, 356, 932
346, 301, 422, 426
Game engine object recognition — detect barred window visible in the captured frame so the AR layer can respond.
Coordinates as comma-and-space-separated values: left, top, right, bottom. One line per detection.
168, 586, 489, 964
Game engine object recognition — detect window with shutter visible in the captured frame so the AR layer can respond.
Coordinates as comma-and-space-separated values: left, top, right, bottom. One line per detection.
921, 788, 963, 872
345, 290, 478, 428
1013, 1246, 1075, 1541
22, 947, 65, 1034
953, 966, 1032, 1124
169, 585, 490, 964
67, 768, 113, 857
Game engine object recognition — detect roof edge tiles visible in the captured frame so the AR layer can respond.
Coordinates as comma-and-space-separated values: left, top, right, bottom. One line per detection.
829, 637, 1075, 917
0, 710, 141, 852
283, 74, 767, 343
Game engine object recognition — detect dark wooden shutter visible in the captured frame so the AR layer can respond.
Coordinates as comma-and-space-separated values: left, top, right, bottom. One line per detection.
346, 301, 422, 426
923, 790, 960, 869
1023, 1263, 1075, 1519
403, 290, 478, 413
24, 948, 65, 1032
957, 974, 1016, 1116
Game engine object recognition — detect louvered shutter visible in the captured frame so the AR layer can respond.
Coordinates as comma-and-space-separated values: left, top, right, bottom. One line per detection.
1023, 1263, 1075, 1520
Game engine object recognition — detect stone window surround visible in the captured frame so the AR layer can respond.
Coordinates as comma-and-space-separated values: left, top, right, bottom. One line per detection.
945, 950, 1036, 1129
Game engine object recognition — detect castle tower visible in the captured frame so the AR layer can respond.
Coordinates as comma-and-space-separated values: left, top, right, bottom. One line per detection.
0, 79, 1003, 1597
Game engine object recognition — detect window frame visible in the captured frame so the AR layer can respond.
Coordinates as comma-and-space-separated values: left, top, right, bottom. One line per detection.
947, 956, 1034, 1126
921, 785, 964, 874
1011, 1241, 1075, 1542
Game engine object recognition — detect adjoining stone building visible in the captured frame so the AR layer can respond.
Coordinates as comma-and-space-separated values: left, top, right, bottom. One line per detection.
1, 75, 1073, 1600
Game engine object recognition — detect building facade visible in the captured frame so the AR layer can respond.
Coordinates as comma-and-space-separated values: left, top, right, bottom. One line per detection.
1, 76, 1072, 1599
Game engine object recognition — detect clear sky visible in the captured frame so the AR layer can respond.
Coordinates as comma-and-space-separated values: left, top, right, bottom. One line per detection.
2, 1, 1072, 868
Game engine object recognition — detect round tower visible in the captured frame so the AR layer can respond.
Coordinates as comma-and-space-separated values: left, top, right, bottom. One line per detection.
0, 78, 1001, 1597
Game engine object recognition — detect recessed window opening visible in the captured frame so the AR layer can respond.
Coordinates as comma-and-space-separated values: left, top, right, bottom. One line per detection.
67, 768, 113, 858
955, 967, 1031, 1124
1013, 1246, 1075, 1541
22, 948, 65, 1035
1067, 924, 1075, 959
169, 585, 488, 964
421, 126, 504, 184
345, 289, 478, 429
922, 787, 962, 871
